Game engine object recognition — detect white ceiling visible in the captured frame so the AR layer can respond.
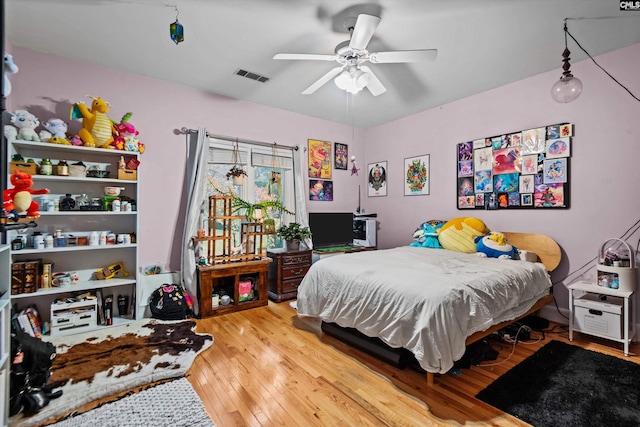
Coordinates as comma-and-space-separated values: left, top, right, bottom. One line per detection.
5, 0, 640, 128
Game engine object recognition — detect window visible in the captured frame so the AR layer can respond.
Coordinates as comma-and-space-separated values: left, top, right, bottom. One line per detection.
206, 139, 295, 251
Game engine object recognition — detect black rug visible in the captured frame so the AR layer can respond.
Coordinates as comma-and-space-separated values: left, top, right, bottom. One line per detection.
476, 340, 640, 427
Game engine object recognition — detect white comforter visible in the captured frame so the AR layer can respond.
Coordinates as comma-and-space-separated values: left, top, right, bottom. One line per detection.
296, 246, 552, 374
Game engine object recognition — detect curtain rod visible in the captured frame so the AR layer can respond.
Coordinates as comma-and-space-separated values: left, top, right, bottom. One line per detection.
180, 127, 298, 151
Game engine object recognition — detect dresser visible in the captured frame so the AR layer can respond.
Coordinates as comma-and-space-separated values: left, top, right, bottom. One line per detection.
267, 249, 312, 302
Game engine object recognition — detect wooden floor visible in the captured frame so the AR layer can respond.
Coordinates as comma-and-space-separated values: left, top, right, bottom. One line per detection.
188, 301, 640, 427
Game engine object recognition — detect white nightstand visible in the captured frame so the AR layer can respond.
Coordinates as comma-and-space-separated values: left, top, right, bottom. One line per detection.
568, 280, 636, 355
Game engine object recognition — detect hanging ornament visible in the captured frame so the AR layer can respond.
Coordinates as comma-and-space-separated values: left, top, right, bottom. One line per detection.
170, 7, 184, 45
350, 156, 359, 176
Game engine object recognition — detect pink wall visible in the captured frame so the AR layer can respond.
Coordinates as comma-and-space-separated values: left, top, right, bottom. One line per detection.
363, 42, 640, 317
7, 46, 365, 271
7, 42, 640, 318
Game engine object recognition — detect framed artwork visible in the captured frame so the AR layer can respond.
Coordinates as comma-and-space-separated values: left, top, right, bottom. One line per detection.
334, 142, 348, 170
457, 123, 572, 210
308, 179, 333, 201
404, 154, 430, 196
546, 137, 571, 159
367, 161, 387, 197
308, 139, 332, 179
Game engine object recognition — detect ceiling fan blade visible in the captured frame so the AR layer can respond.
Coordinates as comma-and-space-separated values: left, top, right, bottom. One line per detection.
349, 14, 380, 50
273, 53, 338, 61
360, 66, 386, 96
369, 49, 438, 63
302, 66, 344, 95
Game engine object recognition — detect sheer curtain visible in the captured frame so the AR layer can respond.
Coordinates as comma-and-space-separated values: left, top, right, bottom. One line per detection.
181, 127, 208, 315
293, 147, 312, 249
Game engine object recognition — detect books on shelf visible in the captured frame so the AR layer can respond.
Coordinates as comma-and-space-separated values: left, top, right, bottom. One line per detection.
12, 304, 44, 338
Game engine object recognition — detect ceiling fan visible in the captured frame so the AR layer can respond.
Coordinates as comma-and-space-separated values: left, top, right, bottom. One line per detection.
273, 14, 438, 96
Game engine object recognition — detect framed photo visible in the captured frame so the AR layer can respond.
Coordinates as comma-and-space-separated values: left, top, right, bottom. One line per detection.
492, 147, 521, 175
405, 154, 430, 195
474, 170, 493, 193
521, 193, 533, 206
367, 161, 387, 197
535, 183, 566, 207
519, 174, 535, 193
473, 147, 493, 171
334, 142, 348, 170
458, 195, 475, 208
521, 127, 546, 155
308, 139, 332, 179
521, 154, 539, 174
458, 142, 473, 161
308, 179, 333, 201
543, 158, 567, 184
546, 137, 571, 159
458, 160, 473, 177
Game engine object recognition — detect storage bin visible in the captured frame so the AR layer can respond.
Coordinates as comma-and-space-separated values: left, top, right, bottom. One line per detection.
10, 161, 37, 175
118, 169, 137, 180
50, 299, 98, 336
574, 293, 624, 339
596, 238, 637, 292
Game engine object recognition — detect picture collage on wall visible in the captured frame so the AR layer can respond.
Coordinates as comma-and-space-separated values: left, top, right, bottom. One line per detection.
457, 123, 572, 210
308, 139, 350, 201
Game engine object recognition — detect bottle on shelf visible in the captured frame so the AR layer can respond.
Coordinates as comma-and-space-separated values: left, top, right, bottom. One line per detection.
40, 158, 53, 175
57, 159, 69, 176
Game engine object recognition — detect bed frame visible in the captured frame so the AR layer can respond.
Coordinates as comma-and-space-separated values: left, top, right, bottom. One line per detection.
321, 232, 562, 386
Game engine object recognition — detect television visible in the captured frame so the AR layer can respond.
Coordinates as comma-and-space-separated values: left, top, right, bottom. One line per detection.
308, 212, 354, 249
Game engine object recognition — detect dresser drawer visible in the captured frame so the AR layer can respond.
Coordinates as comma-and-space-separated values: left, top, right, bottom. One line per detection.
282, 253, 312, 266
281, 277, 304, 294
282, 264, 310, 279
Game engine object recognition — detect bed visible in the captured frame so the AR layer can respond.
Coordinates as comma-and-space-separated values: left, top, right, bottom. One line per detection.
296, 232, 561, 383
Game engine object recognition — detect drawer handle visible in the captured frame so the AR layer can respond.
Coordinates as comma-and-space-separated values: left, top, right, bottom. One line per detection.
291, 268, 303, 275
588, 309, 603, 316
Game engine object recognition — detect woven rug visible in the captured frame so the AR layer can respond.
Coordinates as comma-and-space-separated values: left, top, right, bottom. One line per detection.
48, 377, 214, 427
10, 319, 213, 427
476, 340, 640, 427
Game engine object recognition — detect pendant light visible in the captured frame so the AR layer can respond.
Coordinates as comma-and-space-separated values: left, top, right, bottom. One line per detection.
550, 22, 582, 103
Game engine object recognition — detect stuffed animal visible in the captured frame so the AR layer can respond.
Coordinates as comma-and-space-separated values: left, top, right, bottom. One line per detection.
410, 220, 444, 249
2, 54, 18, 98
113, 113, 144, 152
475, 232, 518, 259
437, 217, 489, 253
4, 124, 17, 140
70, 95, 116, 148
42, 118, 69, 140
3, 170, 49, 218
9, 110, 40, 141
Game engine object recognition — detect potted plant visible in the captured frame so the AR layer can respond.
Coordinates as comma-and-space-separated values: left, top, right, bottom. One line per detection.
277, 222, 312, 251
226, 165, 247, 186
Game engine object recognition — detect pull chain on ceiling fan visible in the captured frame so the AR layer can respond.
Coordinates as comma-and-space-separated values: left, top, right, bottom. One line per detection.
273, 13, 438, 96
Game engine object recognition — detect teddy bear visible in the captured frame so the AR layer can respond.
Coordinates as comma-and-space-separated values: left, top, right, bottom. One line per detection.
410, 220, 444, 249
475, 232, 518, 259
8, 110, 41, 141
3, 170, 49, 218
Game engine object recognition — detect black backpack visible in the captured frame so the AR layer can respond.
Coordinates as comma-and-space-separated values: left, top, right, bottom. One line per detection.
149, 284, 189, 320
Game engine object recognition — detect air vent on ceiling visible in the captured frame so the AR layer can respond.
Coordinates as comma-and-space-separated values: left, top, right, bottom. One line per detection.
234, 69, 269, 83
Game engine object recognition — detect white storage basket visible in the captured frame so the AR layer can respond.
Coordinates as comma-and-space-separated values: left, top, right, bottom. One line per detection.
597, 238, 637, 292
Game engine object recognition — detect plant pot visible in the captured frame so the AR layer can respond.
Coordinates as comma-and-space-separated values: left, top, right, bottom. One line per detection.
233, 175, 244, 186
286, 239, 300, 251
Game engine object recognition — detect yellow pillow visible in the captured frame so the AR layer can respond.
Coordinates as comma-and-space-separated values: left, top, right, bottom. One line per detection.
437, 217, 489, 253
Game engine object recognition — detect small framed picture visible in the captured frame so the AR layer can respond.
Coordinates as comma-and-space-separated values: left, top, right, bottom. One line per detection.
546, 138, 571, 159
405, 155, 430, 195
367, 161, 387, 197
309, 180, 333, 201
543, 158, 568, 184
521, 193, 533, 206
334, 142, 348, 170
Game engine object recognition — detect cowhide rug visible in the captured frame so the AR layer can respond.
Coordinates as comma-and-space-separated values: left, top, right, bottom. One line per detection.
9, 319, 213, 427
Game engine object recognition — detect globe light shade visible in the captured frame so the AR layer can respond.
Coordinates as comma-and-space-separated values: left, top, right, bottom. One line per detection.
551, 74, 583, 103
334, 70, 351, 91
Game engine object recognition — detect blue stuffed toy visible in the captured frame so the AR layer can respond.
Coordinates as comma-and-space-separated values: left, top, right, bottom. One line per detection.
474, 231, 518, 259
410, 220, 444, 249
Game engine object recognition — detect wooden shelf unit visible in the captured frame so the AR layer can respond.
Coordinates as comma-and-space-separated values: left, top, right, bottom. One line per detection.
197, 258, 271, 317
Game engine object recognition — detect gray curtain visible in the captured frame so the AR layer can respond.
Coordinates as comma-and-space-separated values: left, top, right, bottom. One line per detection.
181, 127, 208, 316
292, 148, 312, 249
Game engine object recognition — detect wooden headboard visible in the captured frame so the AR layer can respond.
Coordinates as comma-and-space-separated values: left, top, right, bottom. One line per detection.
502, 232, 561, 272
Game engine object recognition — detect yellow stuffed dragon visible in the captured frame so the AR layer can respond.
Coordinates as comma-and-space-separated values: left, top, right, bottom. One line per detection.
70, 95, 116, 148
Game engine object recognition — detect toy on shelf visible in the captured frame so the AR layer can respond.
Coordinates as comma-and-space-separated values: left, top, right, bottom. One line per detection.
3, 170, 49, 218
6, 110, 41, 141
2, 54, 18, 98
95, 262, 129, 280
70, 95, 117, 148
113, 113, 144, 153
41, 118, 71, 144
